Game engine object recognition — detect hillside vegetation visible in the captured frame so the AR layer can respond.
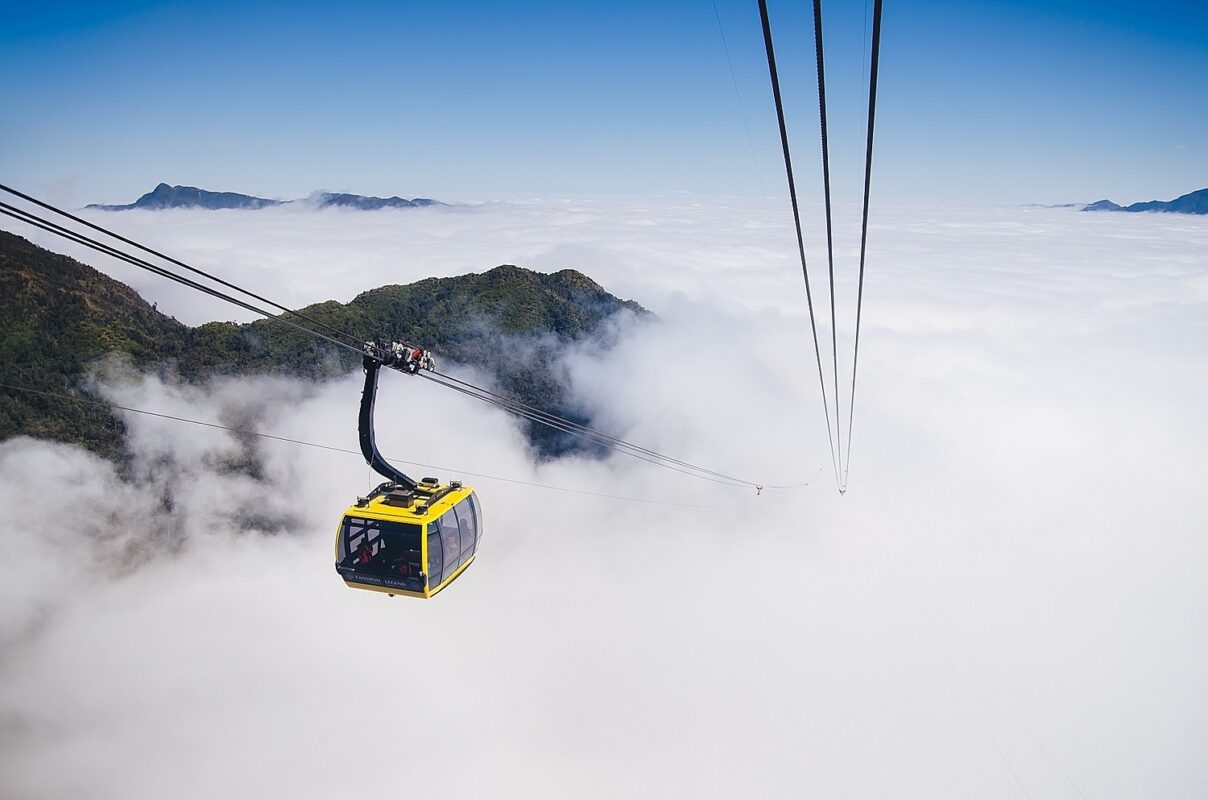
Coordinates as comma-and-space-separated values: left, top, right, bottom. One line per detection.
0, 230, 646, 460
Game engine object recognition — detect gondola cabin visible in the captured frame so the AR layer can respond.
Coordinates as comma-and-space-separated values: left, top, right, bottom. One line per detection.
335, 478, 482, 599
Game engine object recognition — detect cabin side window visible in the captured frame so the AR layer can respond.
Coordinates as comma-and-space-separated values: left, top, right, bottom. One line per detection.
437, 511, 461, 574
453, 496, 478, 561
469, 494, 482, 540
427, 529, 444, 587
425, 496, 482, 588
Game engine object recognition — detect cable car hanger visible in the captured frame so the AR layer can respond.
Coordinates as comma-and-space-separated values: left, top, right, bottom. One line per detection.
357, 338, 436, 490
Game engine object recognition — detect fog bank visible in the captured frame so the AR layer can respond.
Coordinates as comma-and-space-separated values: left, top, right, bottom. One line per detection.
1, 200, 1206, 799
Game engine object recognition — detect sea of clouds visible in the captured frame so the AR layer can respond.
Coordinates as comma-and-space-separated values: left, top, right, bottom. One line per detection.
2, 198, 1206, 799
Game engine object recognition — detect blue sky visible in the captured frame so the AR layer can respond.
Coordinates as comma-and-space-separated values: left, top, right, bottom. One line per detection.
1, 0, 1205, 205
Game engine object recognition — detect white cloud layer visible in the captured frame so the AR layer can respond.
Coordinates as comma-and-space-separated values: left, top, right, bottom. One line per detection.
1, 200, 1207, 799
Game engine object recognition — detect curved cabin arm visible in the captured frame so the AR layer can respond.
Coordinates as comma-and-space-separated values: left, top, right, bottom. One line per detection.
358, 353, 417, 490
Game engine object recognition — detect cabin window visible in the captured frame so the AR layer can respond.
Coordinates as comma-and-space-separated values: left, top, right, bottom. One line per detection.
424, 495, 482, 589
437, 511, 461, 572
470, 494, 483, 544
340, 517, 422, 579
453, 497, 478, 560
427, 531, 443, 587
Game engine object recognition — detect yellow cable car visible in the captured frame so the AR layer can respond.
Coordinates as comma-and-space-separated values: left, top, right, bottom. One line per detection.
335, 342, 483, 598
335, 479, 482, 598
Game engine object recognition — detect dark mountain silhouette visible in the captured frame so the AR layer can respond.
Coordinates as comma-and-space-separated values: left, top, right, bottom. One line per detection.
87, 183, 284, 211
312, 192, 444, 210
1083, 188, 1208, 215
86, 184, 446, 211
0, 230, 646, 460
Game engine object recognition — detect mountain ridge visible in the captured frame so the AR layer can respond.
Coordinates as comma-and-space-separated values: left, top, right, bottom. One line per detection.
0, 230, 646, 460
86, 183, 447, 211
311, 192, 442, 210
1082, 187, 1208, 215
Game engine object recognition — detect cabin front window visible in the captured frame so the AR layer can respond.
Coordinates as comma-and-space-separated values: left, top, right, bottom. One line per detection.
339, 517, 423, 582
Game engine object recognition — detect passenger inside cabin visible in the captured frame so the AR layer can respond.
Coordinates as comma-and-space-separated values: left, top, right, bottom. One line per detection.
354, 540, 373, 566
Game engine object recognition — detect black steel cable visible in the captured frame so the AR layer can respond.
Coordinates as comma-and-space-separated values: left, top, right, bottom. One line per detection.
0, 203, 283, 321
427, 372, 804, 491
812, 0, 844, 477
0, 203, 370, 361
0, 382, 788, 510
840, 0, 882, 492
424, 369, 804, 490
756, 0, 841, 488
422, 373, 747, 486
0, 183, 368, 352
419, 371, 790, 491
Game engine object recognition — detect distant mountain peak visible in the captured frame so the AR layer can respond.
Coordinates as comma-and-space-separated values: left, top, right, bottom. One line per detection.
86, 185, 446, 212
86, 183, 283, 211
307, 191, 445, 210
1082, 188, 1208, 215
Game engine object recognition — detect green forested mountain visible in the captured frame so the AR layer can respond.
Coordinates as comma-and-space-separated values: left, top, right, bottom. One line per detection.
0, 232, 192, 457
0, 230, 646, 459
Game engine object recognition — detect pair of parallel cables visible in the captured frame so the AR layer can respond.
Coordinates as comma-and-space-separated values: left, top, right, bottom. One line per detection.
757, 0, 883, 494
0, 183, 806, 497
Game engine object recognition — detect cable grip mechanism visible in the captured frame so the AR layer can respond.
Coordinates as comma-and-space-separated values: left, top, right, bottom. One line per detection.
364, 339, 436, 374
